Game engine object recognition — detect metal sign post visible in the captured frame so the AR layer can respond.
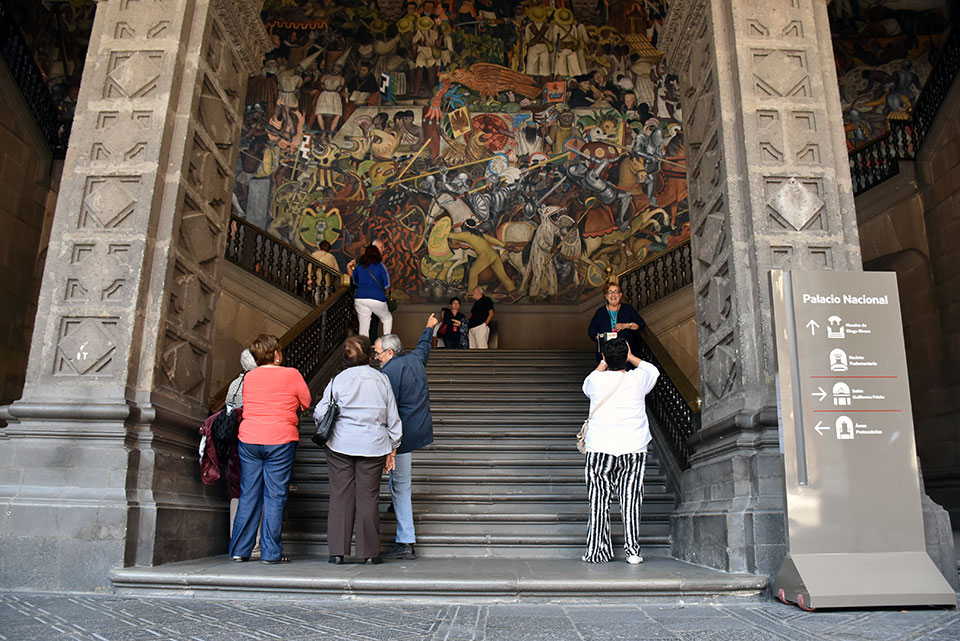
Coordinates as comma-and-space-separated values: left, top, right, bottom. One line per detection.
770, 270, 955, 609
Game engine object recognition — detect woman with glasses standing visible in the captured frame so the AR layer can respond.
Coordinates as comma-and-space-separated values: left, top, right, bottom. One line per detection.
228, 334, 310, 564
587, 283, 645, 363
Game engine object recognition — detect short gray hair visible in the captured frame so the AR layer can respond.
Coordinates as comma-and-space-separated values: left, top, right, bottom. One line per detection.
380, 334, 403, 354
240, 349, 257, 372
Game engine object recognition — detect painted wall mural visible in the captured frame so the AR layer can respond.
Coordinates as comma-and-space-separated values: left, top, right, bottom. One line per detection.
830, 0, 954, 149
236, 1, 686, 304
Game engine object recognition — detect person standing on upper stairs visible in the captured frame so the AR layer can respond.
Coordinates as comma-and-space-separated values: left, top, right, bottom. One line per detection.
467, 286, 495, 349
350, 244, 393, 340
587, 282, 644, 363
374, 314, 440, 560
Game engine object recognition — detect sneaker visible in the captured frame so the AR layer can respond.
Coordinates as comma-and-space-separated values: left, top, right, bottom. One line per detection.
382, 542, 416, 560
626, 554, 643, 565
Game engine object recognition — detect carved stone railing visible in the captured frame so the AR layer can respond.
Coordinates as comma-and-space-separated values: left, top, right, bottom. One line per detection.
225, 214, 341, 306
634, 327, 701, 470
0, 0, 70, 157
849, 25, 960, 196
619, 240, 693, 309
209, 284, 353, 409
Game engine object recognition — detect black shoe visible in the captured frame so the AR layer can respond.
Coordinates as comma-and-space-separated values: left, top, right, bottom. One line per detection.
363, 556, 383, 565
381, 543, 416, 560
328, 555, 343, 565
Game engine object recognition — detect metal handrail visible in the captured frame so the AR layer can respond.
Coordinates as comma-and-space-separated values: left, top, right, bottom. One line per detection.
618, 240, 693, 310
225, 214, 341, 305
615, 239, 700, 469
634, 327, 700, 470
209, 284, 353, 410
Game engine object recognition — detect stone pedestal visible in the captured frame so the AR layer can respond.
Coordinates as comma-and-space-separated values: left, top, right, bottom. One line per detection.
661, 0, 862, 575
0, 0, 269, 590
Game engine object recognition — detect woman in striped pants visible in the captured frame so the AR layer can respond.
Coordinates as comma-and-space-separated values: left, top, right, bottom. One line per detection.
581, 337, 660, 564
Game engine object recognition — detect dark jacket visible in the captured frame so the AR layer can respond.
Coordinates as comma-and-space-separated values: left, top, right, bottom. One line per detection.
587, 303, 645, 357
380, 327, 434, 454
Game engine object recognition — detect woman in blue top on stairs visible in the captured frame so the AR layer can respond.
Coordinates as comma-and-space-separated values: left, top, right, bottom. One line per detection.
351, 244, 393, 339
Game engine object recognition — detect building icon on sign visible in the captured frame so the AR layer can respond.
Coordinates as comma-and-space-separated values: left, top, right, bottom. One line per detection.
836, 416, 854, 440
830, 348, 848, 372
833, 382, 851, 406
827, 315, 845, 338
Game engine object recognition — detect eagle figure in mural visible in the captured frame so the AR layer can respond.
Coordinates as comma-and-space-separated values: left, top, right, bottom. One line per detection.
427, 64, 542, 121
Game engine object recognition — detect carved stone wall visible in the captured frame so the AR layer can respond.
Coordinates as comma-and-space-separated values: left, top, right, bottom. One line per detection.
0, 0, 270, 590
661, 0, 863, 575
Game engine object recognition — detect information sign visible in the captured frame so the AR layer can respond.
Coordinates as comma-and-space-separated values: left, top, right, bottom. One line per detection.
770, 270, 954, 609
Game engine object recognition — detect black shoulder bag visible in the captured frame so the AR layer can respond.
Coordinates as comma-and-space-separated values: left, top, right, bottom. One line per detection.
312, 374, 339, 447
364, 265, 398, 312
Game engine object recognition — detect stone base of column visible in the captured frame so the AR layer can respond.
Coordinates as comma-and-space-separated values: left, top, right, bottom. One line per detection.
919, 469, 959, 592
0, 402, 229, 590
671, 449, 787, 577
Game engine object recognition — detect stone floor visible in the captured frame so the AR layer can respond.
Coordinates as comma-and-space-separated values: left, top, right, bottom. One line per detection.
1, 592, 958, 641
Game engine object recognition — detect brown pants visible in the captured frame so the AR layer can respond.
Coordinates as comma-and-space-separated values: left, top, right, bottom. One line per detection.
325, 447, 386, 558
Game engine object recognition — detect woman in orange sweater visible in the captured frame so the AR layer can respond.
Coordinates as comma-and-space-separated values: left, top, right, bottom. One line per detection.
228, 334, 310, 564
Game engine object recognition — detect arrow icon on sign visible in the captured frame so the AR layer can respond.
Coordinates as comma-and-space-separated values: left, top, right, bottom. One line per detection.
814, 421, 829, 435
806, 319, 819, 335
810, 387, 827, 402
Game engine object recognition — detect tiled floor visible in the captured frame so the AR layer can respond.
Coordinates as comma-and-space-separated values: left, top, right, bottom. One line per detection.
1, 592, 958, 641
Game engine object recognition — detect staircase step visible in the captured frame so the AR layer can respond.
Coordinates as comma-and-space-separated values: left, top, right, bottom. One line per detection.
283, 347, 676, 560
112, 556, 767, 602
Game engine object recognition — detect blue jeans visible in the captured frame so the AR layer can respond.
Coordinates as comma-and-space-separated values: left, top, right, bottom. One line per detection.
389, 452, 415, 544
228, 440, 298, 561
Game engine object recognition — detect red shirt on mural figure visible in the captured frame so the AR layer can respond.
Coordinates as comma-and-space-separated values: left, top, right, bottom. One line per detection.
239, 366, 310, 445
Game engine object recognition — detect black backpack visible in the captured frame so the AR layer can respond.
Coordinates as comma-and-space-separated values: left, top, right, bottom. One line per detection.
211, 373, 245, 461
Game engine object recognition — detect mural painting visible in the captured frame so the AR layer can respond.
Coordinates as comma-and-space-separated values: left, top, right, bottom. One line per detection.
235, 1, 687, 304
831, 0, 954, 150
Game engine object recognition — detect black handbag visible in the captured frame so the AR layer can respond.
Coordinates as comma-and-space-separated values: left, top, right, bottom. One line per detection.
211, 407, 241, 461
364, 265, 397, 312
212, 371, 246, 460
312, 375, 338, 447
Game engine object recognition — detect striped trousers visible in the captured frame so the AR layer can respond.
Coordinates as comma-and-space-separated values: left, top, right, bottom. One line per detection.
582, 452, 647, 563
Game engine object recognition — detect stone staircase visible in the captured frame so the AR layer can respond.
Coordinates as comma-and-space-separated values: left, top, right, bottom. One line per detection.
282, 349, 676, 559
110, 347, 769, 600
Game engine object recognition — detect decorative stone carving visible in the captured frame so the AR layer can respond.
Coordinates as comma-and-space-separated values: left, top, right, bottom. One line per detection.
80, 177, 140, 229
210, 0, 272, 75
766, 177, 825, 230
159, 338, 206, 398
703, 342, 738, 400
105, 51, 164, 99
752, 50, 811, 99
55, 317, 118, 376
179, 210, 220, 266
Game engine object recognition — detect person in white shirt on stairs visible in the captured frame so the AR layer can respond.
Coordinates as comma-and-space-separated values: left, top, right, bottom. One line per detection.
580, 337, 659, 564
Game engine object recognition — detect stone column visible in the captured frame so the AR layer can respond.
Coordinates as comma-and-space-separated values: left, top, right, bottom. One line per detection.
0, 0, 270, 590
660, 0, 863, 575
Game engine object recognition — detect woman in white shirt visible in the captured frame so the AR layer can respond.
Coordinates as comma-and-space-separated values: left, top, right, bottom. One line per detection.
580, 337, 659, 564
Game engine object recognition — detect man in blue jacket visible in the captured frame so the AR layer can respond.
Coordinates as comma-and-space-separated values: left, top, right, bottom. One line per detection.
374, 313, 439, 560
